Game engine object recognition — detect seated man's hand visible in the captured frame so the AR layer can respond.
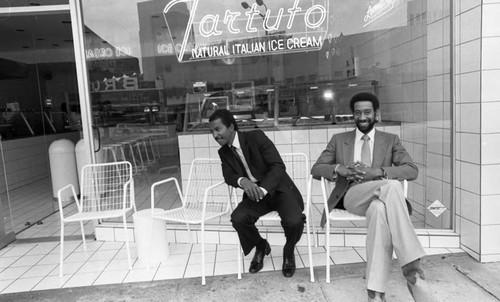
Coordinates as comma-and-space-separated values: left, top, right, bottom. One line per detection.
337, 162, 384, 183
337, 163, 365, 182
350, 163, 384, 182
240, 178, 265, 201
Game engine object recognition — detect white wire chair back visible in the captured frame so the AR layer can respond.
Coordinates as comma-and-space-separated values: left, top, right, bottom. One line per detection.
78, 161, 134, 213
280, 153, 310, 198
181, 158, 231, 213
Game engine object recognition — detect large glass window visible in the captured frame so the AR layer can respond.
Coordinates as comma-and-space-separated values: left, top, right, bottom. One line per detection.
0, 6, 80, 238
81, 0, 453, 230
0, 0, 68, 8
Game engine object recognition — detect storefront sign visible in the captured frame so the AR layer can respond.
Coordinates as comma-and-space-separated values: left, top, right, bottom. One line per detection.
90, 77, 139, 92
91, 90, 160, 106
162, 0, 328, 62
85, 46, 132, 60
363, 0, 396, 27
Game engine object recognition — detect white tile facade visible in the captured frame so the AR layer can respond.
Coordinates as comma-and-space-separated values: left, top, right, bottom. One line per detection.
455, 1, 500, 262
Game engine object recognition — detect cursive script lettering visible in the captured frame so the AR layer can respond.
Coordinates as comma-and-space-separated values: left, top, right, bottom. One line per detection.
363, 0, 396, 27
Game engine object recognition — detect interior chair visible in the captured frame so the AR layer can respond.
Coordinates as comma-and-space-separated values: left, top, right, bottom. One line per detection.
57, 161, 136, 277
150, 158, 232, 285
235, 152, 315, 282
320, 177, 408, 283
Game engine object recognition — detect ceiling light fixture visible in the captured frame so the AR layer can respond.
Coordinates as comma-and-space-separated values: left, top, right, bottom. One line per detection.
323, 90, 334, 100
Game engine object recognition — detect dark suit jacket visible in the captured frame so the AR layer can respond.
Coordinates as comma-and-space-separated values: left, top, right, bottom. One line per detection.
311, 129, 418, 226
219, 130, 303, 208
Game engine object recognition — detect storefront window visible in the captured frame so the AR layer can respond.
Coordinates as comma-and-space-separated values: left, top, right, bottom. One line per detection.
0, 0, 68, 8
0, 6, 80, 238
81, 0, 453, 230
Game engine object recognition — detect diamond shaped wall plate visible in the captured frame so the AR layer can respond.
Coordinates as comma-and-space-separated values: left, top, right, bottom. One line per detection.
428, 200, 447, 218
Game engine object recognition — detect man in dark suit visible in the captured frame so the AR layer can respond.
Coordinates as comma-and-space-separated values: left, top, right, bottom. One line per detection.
311, 93, 437, 302
209, 109, 305, 277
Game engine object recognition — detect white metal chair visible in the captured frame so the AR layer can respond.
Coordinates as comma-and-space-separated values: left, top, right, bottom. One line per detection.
235, 153, 315, 282
57, 161, 136, 277
320, 177, 408, 283
150, 158, 232, 285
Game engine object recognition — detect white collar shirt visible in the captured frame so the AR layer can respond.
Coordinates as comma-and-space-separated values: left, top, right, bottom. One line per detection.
353, 128, 375, 165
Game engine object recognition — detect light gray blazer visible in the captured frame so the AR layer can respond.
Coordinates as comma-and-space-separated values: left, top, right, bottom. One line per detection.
311, 129, 418, 227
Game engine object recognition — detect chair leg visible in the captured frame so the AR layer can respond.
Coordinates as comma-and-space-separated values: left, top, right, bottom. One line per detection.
237, 243, 242, 280
80, 221, 87, 251
305, 215, 315, 282
306, 179, 318, 248
131, 185, 137, 213
112, 149, 117, 162
326, 221, 331, 283
59, 222, 64, 277
201, 223, 206, 286
134, 142, 145, 172
313, 226, 318, 248
310, 209, 318, 248
123, 215, 132, 270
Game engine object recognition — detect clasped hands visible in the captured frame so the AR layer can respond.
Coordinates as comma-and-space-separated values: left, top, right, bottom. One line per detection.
336, 162, 384, 183
240, 177, 265, 202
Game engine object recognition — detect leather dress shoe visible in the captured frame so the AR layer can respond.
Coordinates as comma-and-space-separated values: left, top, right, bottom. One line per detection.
406, 272, 438, 302
282, 255, 296, 278
249, 240, 271, 274
367, 295, 386, 302
367, 290, 386, 302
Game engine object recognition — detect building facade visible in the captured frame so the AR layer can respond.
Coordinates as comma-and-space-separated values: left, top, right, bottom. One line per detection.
0, 0, 499, 262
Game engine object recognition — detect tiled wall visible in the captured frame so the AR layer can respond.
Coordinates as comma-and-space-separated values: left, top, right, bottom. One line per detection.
341, 0, 454, 230
455, 0, 500, 262
480, 1, 500, 262
341, 0, 453, 227
425, 0, 453, 230
481, 0, 500, 261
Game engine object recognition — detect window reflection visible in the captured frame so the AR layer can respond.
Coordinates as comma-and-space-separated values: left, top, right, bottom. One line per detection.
82, 0, 453, 230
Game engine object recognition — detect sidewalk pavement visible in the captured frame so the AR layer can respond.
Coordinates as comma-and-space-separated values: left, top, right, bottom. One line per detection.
1, 252, 499, 302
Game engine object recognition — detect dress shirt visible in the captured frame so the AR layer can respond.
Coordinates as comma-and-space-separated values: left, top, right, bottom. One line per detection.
232, 132, 268, 197
354, 128, 375, 165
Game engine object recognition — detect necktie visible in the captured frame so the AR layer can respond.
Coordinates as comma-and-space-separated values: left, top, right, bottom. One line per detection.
231, 145, 259, 182
231, 146, 248, 177
361, 134, 371, 167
